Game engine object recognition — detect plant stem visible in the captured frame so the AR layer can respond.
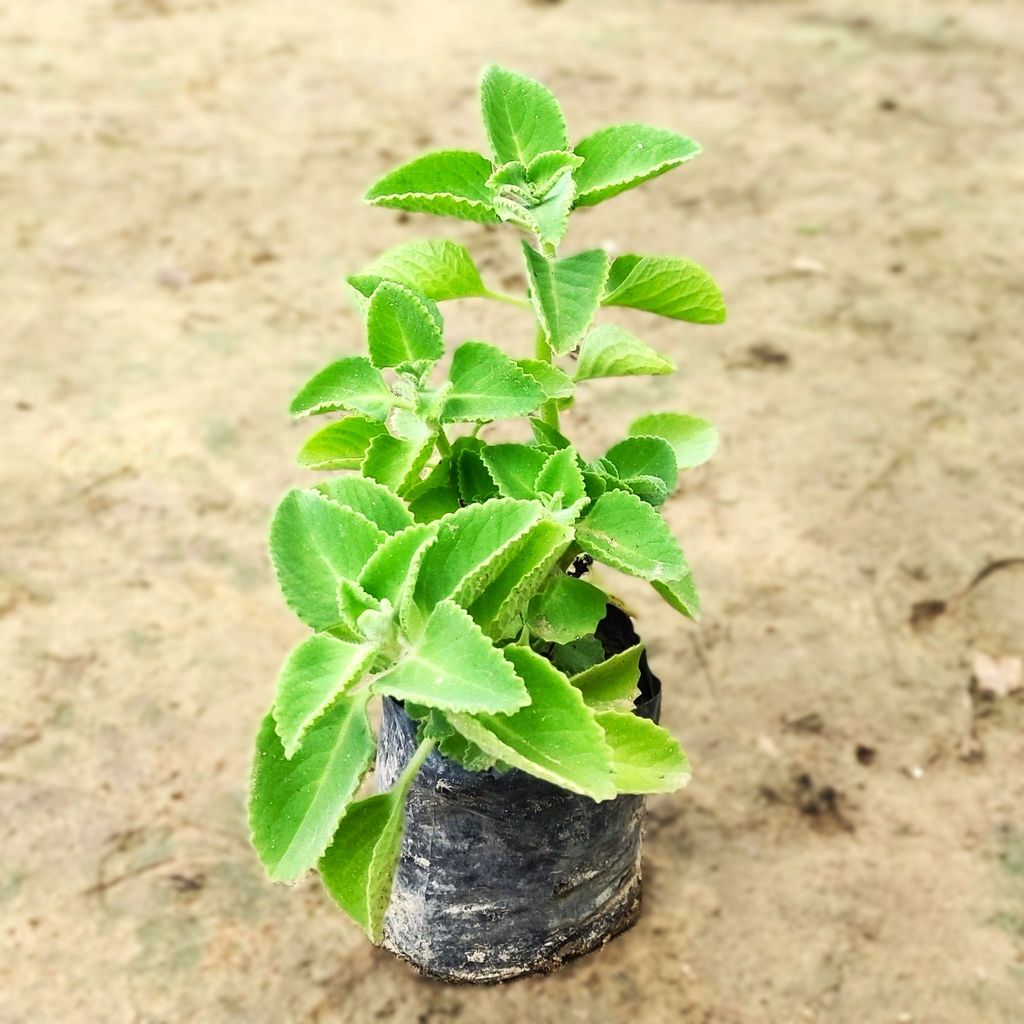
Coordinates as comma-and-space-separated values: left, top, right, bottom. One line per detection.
398, 737, 435, 790
434, 429, 453, 458
483, 289, 532, 310
534, 326, 560, 430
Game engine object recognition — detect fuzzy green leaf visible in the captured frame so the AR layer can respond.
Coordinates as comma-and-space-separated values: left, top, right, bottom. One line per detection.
597, 711, 692, 794
447, 645, 616, 800
420, 710, 498, 772
290, 357, 393, 420
273, 636, 377, 758
523, 244, 608, 356
576, 490, 686, 582
516, 359, 574, 400
336, 578, 381, 634
604, 436, 678, 505
528, 575, 607, 644
574, 324, 675, 381
535, 447, 586, 510
573, 124, 701, 207
456, 447, 500, 504
494, 169, 575, 248
358, 522, 437, 606
317, 475, 414, 536
361, 435, 432, 495
550, 635, 606, 676
365, 282, 444, 371
629, 413, 718, 469
297, 417, 387, 471
571, 643, 642, 711
404, 458, 461, 523
249, 694, 375, 881
480, 65, 568, 166
442, 341, 545, 423
530, 417, 571, 450
360, 240, 487, 301
467, 519, 574, 638
319, 792, 401, 942
526, 150, 584, 192
372, 599, 529, 713
318, 741, 429, 942
652, 573, 701, 621
479, 443, 548, 500
364, 150, 498, 224
603, 254, 726, 325
413, 498, 543, 610
270, 489, 386, 630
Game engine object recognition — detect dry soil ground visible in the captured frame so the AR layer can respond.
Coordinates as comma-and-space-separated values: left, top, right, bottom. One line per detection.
2, 1, 1024, 1022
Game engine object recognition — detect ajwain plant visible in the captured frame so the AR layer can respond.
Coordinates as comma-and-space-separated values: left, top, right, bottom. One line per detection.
249, 65, 725, 941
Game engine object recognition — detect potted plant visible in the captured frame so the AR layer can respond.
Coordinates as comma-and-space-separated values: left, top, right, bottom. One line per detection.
249, 64, 725, 983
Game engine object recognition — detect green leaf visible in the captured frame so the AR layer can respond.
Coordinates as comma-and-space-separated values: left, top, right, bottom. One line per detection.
346, 276, 445, 336
404, 459, 461, 523
576, 490, 686, 582
413, 498, 543, 610
652, 573, 701, 621
603, 254, 726, 325
359, 240, 487, 301
291, 357, 393, 420
604, 436, 678, 505
467, 519, 574, 638
528, 575, 607, 644
447, 645, 615, 800
317, 475, 414, 536
516, 359, 574, 400
629, 413, 718, 468
319, 793, 400, 942
480, 64, 568, 166
421, 710, 498, 772
479, 443, 547, 500
361, 435, 432, 495
574, 324, 674, 381
530, 416, 571, 449
364, 150, 499, 224
456, 447, 500, 504
270, 489, 386, 630
523, 244, 608, 356
442, 341, 545, 422
526, 150, 584, 192
337, 578, 381, 634
359, 522, 437, 605
573, 124, 701, 207
494, 169, 575, 248
318, 737, 432, 942
571, 643, 642, 711
596, 711, 692, 794
526, 169, 575, 247
487, 160, 531, 196
249, 693, 375, 881
550, 635, 606, 676
273, 636, 377, 758
372, 599, 530, 713
535, 447, 586, 511
365, 282, 444, 371
297, 417, 387, 471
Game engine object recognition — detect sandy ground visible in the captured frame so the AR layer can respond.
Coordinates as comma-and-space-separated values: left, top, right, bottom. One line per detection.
2, 1, 1024, 1021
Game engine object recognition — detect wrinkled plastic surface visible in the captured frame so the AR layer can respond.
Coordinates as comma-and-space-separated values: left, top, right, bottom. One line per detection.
377, 606, 662, 982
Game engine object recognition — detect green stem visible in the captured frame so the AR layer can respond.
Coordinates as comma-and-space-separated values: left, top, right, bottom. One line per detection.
434, 429, 453, 458
398, 737, 435, 790
483, 289, 532, 310
534, 326, 560, 430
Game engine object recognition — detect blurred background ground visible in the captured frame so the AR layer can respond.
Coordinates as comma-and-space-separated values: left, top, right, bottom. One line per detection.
2, 1, 1023, 1021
